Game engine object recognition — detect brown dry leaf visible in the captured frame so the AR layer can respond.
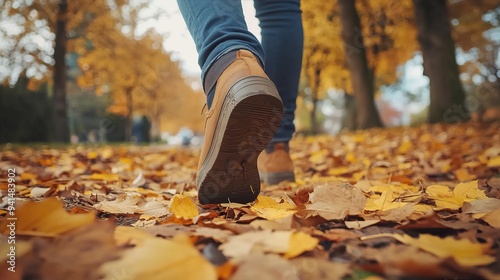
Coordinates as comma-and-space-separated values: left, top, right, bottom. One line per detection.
24, 220, 121, 280
348, 243, 453, 278
94, 194, 142, 214
114, 226, 156, 246
231, 253, 295, 280
362, 233, 495, 266
250, 215, 293, 231
345, 220, 380, 229
379, 203, 415, 223
290, 258, 351, 280
29, 187, 51, 198
140, 200, 169, 217
99, 235, 217, 280
169, 194, 199, 220
306, 181, 366, 220
219, 230, 291, 258
0, 198, 95, 237
193, 227, 234, 243
462, 198, 500, 215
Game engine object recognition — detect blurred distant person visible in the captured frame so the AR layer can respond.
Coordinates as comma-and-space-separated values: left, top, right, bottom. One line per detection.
177, 0, 303, 204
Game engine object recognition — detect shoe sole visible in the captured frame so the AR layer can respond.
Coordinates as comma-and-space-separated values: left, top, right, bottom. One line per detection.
197, 76, 283, 204
260, 171, 295, 185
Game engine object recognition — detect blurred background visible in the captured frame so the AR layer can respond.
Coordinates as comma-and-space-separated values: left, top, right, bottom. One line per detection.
0, 0, 499, 145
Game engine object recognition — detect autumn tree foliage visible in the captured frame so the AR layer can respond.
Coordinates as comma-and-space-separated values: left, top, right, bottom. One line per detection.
75, 3, 203, 141
301, 0, 417, 130
0, 0, 130, 142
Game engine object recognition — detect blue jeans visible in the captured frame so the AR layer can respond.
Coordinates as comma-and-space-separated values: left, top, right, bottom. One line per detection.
177, 0, 303, 143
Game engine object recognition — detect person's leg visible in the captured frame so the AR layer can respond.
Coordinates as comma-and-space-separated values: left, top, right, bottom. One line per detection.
177, 0, 263, 106
177, 0, 284, 204
254, 0, 303, 184
254, 0, 303, 144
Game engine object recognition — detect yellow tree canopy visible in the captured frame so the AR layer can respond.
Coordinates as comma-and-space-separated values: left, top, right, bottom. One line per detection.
0, 0, 126, 88
301, 0, 418, 95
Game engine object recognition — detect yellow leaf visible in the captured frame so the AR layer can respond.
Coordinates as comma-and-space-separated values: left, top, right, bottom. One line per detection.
453, 181, 487, 202
87, 151, 99, 159
309, 149, 328, 165
284, 231, 319, 259
425, 184, 464, 210
89, 173, 120, 181
250, 195, 296, 221
170, 194, 199, 220
364, 190, 408, 211
114, 226, 155, 246
100, 235, 217, 280
345, 152, 357, 163
0, 198, 95, 236
0, 240, 32, 263
454, 168, 476, 181
482, 209, 500, 228
362, 233, 495, 266
487, 156, 500, 167
20, 172, 37, 180
327, 166, 351, 176
414, 204, 433, 214
397, 140, 413, 154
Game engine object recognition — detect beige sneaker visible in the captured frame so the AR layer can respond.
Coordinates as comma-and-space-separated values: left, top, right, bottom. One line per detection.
197, 50, 283, 204
257, 143, 295, 185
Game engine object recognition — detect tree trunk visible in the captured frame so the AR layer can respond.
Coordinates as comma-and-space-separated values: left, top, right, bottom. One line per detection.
309, 68, 321, 134
125, 88, 133, 141
52, 0, 69, 142
338, 0, 382, 129
341, 92, 357, 130
414, 0, 467, 123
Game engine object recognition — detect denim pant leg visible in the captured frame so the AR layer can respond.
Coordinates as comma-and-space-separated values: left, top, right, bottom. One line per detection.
176, 0, 264, 94
254, 0, 303, 143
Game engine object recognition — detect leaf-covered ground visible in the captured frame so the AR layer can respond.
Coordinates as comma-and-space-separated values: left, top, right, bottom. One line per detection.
1, 122, 500, 280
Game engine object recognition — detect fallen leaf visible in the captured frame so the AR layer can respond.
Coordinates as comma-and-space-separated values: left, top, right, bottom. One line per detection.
487, 156, 500, 168
88, 173, 120, 181
94, 194, 142, 214
219, 230, 291, 258
284, 231, 319, 259
481, 209, 500, 228
362, 233, 495, 266
345, 220, 380, 229
100, 235, 217, 280
462, 198, 500, 214
193, 227, 234, 243
454, 180, 488, 201
0, 198, 95, 236
231, 253, 295, 280
140, 200, 169, 217
24, 220, 121, 280
306, 181, 366, 220
114, 226, 155, 246
290, 258, 351, 280
29, 187, 51, 198
169, 194, 199, 220
250, 195, 296, 220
